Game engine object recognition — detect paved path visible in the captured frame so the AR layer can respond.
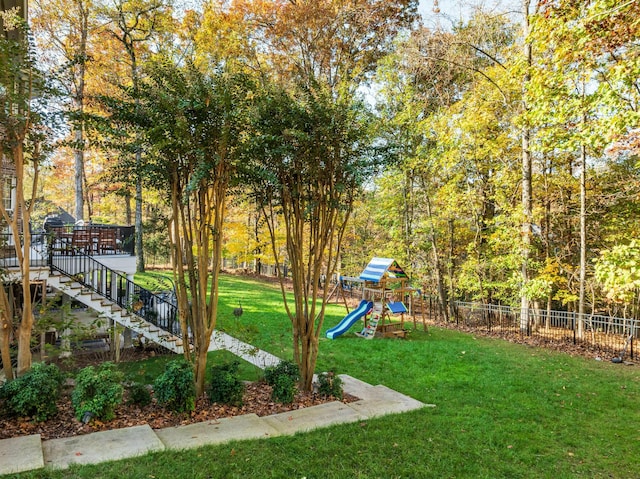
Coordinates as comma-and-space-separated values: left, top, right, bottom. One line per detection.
207, 330, 281, 368
0, 333, 435, 476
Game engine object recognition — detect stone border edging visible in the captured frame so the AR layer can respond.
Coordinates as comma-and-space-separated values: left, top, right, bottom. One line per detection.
0, 374, 434, 475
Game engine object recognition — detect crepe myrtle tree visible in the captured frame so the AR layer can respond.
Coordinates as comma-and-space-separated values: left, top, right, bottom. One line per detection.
0, 10, 58, 378
94, 57, 254, 396
247, 82, 378, 391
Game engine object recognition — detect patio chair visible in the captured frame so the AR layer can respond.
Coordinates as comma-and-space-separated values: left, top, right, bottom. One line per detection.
99, 228, 118, 254
72, 229, 93, 254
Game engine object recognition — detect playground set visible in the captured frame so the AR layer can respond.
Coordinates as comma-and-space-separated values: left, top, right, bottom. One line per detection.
326, 257, 420, 340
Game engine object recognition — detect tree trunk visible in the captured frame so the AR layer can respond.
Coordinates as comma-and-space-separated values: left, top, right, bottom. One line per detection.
578, 142, 587, 338
425, 195, 449, 321
135, 175, 144, 272
403, 168, 413, 262
16, 178, 34, 377
194, 341, 208, 397
520, 0, 533, 333
132, 51, 145, 272
74, 133, 85, 221
0, 289, 14, 380
125, 190, 132, 225
73, 0, 89, 222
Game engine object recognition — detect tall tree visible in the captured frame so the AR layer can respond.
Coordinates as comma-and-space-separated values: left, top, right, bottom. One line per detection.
223, 0, 418, 390
31, 0, 96, 222
98, 0, 172, 272
97, 58, 254, 396
0, 10, 56, 377
374, 10, 518, 314
519, 0, 533, 332
228, 0, 419, 89
250, 83, 376, 390
526, 0, 640, 329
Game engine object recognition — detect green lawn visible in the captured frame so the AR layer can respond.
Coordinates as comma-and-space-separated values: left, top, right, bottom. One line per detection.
16, 274, 640, 478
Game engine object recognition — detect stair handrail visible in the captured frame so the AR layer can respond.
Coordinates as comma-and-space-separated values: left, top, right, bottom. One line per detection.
47, 244, 183, 339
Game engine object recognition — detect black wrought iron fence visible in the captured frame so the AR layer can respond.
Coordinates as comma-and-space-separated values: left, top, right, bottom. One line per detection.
450, 301, 637, 359
0, 232, 49, 268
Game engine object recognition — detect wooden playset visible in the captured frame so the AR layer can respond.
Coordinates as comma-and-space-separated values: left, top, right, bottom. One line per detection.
356, 257, 415, 339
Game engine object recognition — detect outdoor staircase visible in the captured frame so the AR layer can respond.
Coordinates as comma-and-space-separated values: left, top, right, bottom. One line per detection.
44, 251, 188, 355
46, 273, 186, 354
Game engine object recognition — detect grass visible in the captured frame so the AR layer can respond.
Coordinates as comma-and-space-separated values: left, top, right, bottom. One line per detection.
14, 274, 640, 478
116, 349, 263, 385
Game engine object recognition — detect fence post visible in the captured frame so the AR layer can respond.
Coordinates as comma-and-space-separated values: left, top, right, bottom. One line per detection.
572, 311, 576, 344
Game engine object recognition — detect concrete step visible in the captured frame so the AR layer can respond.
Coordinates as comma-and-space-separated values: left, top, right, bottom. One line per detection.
0, 434, 44, 475
42, 425, 164, 470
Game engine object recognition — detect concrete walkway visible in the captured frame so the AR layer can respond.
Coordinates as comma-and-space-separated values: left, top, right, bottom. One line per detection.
207, 330, 281, 369
0, 333, 435, 476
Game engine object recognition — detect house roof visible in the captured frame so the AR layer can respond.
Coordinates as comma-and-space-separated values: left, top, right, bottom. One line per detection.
359, 257, 408, 282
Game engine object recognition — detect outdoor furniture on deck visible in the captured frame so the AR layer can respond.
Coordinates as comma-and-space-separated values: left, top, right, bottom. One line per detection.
50, 226, 73, 254
47, 224, 133, 257
99, 228, 118, 254
72, 229, 93, 254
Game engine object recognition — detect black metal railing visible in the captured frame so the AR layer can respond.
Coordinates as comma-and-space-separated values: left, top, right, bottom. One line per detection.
46, 225, 135, 256
426, 300, 637, 359
49, 250, 182, 339
0, 225, 135, 269
0, 232, 50, 268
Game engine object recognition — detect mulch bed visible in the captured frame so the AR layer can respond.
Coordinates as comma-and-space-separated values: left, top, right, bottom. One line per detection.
0, 380, 358, 441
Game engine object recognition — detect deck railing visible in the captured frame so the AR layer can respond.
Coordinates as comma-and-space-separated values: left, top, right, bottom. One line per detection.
46, 225, 135, 256
0, 232, 49, 268
0, 225, 135, 269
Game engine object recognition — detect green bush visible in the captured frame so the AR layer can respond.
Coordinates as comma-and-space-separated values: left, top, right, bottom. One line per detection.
127, 383, 152, 407
208, 361, 244, 406
0, 362, 63, 422
72, 362, 124, 422
317, 371, 343, 399
264, 360, 299, 404
271, 374, 296, 404
264, 360, 300, 386
153, 359, 195, 413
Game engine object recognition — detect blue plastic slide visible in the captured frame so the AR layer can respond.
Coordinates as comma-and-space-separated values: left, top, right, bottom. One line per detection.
326, 299, 373, 339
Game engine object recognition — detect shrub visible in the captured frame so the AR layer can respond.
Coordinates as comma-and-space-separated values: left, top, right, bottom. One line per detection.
127, 383, 152, 407
264, 360, 299, 404
264, 360, 300, 387
72, 362, 124, 422
317, 371, 343, 400
271, 374, 296, 404
153, 359, 195, 413
0, 362, 63, 422
208, 361, 244, 406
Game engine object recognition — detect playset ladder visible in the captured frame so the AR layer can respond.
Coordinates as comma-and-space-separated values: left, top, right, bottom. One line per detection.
359, 302, 383, 339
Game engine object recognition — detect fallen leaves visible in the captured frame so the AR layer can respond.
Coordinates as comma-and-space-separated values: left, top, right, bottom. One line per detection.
0, 380, 358, 441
